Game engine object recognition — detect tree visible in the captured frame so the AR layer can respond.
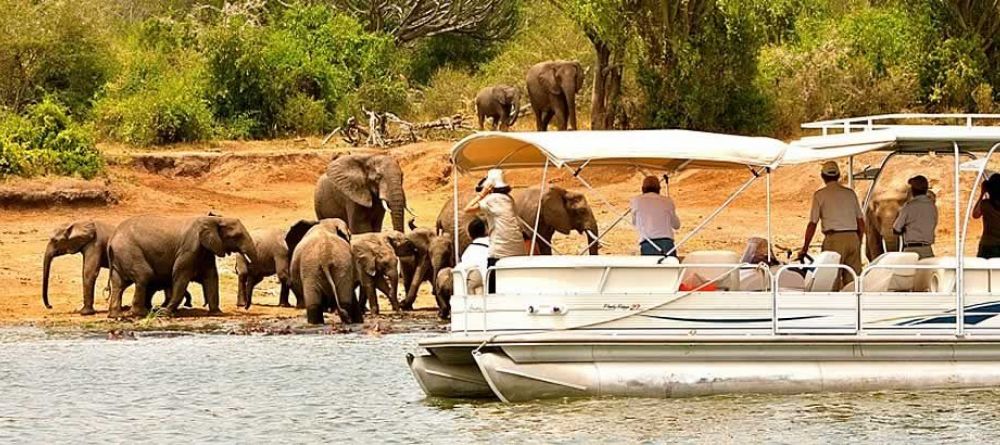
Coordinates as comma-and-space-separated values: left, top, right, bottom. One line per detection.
940, 0, 1000, 56
331, 0, 520, 44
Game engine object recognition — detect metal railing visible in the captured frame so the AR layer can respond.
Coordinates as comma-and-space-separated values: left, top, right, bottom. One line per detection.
801, 113, 1000, 134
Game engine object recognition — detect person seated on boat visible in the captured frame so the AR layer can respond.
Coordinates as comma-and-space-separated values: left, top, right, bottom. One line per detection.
464, 168, 525, 293
460, 218, 490, 295
798, 161, 864, 285
974, 173, 1000, 258
630, 175, 681, 256
893, 175, 937, 259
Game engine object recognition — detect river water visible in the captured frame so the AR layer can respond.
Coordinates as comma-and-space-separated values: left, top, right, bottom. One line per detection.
1, 329, 998, 444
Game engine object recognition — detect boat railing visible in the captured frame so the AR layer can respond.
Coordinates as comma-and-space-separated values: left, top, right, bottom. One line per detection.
801, 113, 1000, 134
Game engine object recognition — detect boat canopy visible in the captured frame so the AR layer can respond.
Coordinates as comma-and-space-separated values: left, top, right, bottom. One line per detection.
450, 130, 789, 172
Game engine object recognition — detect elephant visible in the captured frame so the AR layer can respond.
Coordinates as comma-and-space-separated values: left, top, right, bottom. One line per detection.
436, 186, 599, 256
42, 220, 115, 315
351, 230, 413, 315
286, 219, 360, 325
526, 60, 585, 131
236, 227, 291, 309
475, 85, 520, 131
399, 222, 453, 311
106, 215, 258, 318
314, 153, 407, 235
435, 267, 453, 320
865, 186, 937, 261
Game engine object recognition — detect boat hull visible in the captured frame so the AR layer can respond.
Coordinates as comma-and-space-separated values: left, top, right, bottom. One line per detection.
409, 335, 1000, 402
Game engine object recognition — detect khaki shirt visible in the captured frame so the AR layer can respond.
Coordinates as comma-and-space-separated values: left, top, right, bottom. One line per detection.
893, 195, 937, 244
479, 193, 525, 258
809, 182, 862, 233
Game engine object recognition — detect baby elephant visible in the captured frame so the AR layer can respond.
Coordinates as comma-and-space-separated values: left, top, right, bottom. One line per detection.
435, 267, 453, 320
351, 230, 413, 315
286, 219, 360, 325
236, 228, 291, 309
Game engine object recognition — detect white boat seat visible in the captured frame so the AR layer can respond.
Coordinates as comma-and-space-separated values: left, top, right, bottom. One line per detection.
928, 257, 990, 294
681, 250, 741, 291
803, 251, 841, 292
493, 255, 682, 294
859, 252, 920, 292
740, 267, 806, 291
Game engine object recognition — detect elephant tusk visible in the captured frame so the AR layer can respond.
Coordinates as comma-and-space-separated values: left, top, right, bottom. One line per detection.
241, 253, 253, 265
585, 229, 599, 240
381, 199, 391, 211
405, 206, 418, 217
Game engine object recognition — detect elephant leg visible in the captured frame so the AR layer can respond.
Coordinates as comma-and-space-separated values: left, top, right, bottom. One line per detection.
183, 290, 193, 308
79, 253, 101, 316
364, 276, 379, 316
164, 271, 194, 315
553, 100, 568, 131
499, 110, 510, 131
402, 258, 429, 310
478, 113, 486, 131
202, 269, 222, 315
304, 285, 325, 325
278, 281, 292, 308
540, 110, 555, 132
236, 273, 248, 308
128, 281, 151, 318
107, 271, 130, 319
339, 280, 362, 324
381, 267, 401, 312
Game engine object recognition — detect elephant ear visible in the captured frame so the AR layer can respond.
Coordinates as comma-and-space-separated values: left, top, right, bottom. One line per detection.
539, 66, 561, 95
352, 242, 378, 277
563, 191, 593, 231
542, 188, 574, 235
326, 155, 373, 208
67, 221, 97, 243
198, 218, 226, 257
286, 219, 319, 260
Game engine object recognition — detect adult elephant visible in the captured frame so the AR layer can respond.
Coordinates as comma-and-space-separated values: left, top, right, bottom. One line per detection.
107, 215, 257, 318
42, 220, 115, 315
436, 186, 600, 256
476, 85, 520, 131
526, 60, 585, 131
351, 230, 412, 315
236, 227, 291, 309
399, 223, 453, 311
865, 187, 937, 261
314, 154, 406, 235
286, 219, 360, 325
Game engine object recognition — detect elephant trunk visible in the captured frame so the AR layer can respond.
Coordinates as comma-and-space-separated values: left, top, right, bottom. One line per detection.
237, 238, 259, 269
583, 218, 600, 255
386, 192, 406, 233
42, 243, 57, 309
507, 91, 520, 128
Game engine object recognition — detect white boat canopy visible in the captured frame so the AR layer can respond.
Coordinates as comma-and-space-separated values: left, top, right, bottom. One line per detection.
450, 130, 790, 173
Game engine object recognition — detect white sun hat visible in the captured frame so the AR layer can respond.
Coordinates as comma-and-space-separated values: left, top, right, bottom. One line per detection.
483, 168, 509, 189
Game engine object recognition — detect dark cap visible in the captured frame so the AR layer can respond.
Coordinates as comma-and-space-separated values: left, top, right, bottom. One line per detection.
908, 175, 929, 194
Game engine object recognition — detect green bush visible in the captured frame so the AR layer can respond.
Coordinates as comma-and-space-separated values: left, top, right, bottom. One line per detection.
95, 21, 214, 146
0, 99, 103, 179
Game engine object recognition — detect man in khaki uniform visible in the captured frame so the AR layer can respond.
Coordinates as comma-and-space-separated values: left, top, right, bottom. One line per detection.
798, 161, 865, 285
893, 175, 937, 259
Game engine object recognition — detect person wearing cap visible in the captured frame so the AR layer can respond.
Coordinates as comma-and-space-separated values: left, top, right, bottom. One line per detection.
798, 161, 865, 284
630, 175, 681, 256
893, 175, 937, 259
464, 169, 525, 293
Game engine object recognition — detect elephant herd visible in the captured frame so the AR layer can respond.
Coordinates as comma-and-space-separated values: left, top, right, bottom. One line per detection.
42, 152, 602, 325
477, 60, 585, 132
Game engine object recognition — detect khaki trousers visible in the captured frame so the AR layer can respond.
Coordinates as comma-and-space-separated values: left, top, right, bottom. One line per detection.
822, 232, 862, 286
903, 245, 934, 260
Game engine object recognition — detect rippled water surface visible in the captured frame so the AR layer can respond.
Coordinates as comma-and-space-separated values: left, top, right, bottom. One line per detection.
2, 330, 1000, 444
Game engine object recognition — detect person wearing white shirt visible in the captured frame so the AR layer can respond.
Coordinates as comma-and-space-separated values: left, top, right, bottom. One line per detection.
629, 175, 681, 256
459, 218, 490, 294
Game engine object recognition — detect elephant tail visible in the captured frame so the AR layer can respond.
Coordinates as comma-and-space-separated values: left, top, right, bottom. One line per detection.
103, 244, 115, 299
323, 265, 345, 316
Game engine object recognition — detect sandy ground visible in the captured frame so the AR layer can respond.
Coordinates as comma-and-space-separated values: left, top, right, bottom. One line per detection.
0, 136, 989, 333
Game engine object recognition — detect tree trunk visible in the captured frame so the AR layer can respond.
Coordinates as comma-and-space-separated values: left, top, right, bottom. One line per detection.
604, 48, 625, 129
590, 37, 611, 130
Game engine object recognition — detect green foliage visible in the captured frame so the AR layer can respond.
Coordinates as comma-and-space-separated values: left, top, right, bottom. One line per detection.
0, 99, 103, 179
0, 0, 113, 115
921, 36, 989, 109
95, 20, 214, 146
408, 34, 502, 85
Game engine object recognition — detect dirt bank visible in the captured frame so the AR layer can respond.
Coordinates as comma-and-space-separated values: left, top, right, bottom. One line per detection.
0, 137, 986, 334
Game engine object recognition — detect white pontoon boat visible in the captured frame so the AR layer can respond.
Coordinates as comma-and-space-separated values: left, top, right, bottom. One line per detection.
408, 115, 1000, 402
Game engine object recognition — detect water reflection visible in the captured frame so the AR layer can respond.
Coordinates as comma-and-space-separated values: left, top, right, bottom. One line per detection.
0, 330, 998, 444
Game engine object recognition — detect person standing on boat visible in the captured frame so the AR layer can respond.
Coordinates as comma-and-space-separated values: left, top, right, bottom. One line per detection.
464, 169, 525, 293
893, 175, 937, 259
630, 175, 681, 256
798, 161, 865, 284
973, 173, 1000, 258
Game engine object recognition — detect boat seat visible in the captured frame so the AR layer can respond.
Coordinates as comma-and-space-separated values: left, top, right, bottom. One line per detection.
927, 257, 990, 294
493, 255, 682, 294
740, 267, 806, 291
858, 252, 920, 292
680, 250, 741, 291
803, 251, 842, 292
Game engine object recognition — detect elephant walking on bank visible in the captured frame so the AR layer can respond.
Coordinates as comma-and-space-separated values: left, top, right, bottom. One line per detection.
476, 85, 521, 131
526, 60, 585, 131
286, 219, 360, 325
236, 228, 291, 309
351, 231, 412, 315
107, 215, 258, 318
314, 154, 407, 235
865, 186, 937, 261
